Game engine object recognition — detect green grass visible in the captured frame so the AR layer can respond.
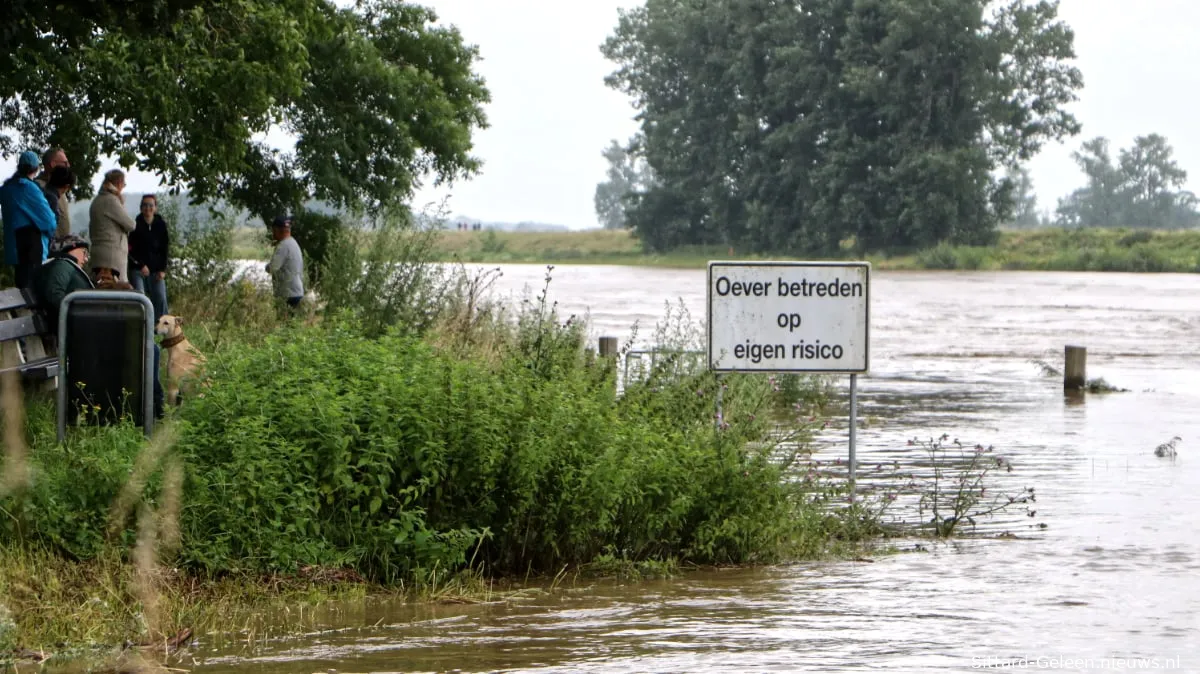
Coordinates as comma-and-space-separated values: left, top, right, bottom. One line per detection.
417, 227, 1200, 273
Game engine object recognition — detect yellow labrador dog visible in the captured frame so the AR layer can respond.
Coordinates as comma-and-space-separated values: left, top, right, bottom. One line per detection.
155, 315, 207, 404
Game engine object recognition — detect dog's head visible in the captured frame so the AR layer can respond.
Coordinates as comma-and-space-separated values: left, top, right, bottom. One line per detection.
155, 314, 185, 339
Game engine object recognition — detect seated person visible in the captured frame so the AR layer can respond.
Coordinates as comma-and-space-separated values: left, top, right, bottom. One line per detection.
33, 235, 94, 334
35, 235, 164, 419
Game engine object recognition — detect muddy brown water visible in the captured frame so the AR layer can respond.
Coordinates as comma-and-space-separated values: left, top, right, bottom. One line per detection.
193, 266, 1198, 672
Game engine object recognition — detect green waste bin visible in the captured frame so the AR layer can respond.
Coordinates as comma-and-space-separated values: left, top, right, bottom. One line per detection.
57, 291, 155, 441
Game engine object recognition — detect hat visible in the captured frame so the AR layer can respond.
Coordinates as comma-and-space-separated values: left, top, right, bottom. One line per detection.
17, 150, 40, 170
50, 234, 89, 258
271, 215, 293, 228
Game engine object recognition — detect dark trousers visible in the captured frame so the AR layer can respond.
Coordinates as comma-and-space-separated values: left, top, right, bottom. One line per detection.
14, 226, 44, 288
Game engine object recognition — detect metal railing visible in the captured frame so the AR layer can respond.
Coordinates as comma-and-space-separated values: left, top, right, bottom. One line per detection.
622, 348, 706, 390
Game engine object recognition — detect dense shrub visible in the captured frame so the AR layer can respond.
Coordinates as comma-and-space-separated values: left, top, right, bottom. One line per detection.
164, 306, 829, 581
159, 196, 240, 302
1, 244, 850, 588
288, 208, 346, 289
0, 402, 148, 560
915, 243, 996, 270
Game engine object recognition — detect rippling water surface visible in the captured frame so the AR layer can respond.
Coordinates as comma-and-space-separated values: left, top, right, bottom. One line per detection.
196, 267, 1200, 672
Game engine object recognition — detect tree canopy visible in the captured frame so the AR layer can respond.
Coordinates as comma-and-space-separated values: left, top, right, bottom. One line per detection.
0, 0, 489, 220
594, 139, 657, 230
1006, 166, 1042, 228
602, 0, 1083, 254
1056, 135, 1198, 229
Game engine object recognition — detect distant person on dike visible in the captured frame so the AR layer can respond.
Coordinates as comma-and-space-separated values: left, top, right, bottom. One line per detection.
35, 146, 71, 236
128, 194, 170, 320
35, 235, 164, 419
1, 150, 57, 288
267, 214, 304, 309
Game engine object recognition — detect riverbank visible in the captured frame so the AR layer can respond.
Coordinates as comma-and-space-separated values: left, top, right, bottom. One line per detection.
234, 227, 1200, 273
434, 227, 1200, 273
1, 260, 874, 666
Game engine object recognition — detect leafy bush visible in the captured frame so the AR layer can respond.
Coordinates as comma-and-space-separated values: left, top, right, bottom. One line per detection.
2, 267, 860, 590
159, 196, 239, 302
479, 229, 506, 254
289, 208, 346, 289
0, 400, 149, 560
317, 211, 453, 338
915, 242, 959, 270
166, 293, 840, 581
915, 242, 994, 270
1118, 229, 1155, 247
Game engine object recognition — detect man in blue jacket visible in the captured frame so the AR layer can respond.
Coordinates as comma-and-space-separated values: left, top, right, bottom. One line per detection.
1, 151, 57, 287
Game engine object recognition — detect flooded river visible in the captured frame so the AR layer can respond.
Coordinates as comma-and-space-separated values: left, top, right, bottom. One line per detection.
195, 266, 1199, 672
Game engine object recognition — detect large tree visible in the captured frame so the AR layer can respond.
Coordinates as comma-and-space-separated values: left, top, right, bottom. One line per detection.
1056, 135, 1198, 228
602, 0, 1082, 253
1005, 166, 1041, 228
594, 138, 656, 229
0, 0, 488, 220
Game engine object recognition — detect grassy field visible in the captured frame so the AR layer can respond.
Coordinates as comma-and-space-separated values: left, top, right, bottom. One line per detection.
431, 227, 1200, 273
233, 226, 1200, 273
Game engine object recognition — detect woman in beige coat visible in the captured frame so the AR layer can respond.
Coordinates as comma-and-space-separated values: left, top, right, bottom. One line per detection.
88, 169, 136, 284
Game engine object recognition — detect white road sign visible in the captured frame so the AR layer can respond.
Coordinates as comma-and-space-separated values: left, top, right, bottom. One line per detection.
707, 261, 870, 373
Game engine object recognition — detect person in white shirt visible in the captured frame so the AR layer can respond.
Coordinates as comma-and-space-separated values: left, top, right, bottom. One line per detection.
266, 214, 305, 309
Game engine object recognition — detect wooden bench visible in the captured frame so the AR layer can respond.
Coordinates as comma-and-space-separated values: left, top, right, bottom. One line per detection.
0, 287, 59, 381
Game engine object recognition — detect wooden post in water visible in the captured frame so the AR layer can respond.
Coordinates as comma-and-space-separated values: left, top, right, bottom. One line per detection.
1064, 345, 1087, 391
599, 336, 620, 395
598, 336, 618, 359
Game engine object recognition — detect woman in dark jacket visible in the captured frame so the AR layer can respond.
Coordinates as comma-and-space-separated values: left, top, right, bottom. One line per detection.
128, 194, 170, 320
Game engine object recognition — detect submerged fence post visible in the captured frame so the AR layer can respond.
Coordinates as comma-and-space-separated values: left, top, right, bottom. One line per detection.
1064, 345, 1087, 391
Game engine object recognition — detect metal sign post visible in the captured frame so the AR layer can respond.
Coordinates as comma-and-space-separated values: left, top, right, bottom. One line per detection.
706, 261, 870, 499
849, 373, 858, 500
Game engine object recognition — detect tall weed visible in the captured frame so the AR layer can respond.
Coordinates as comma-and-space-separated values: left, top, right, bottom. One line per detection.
159, 195, 239, 303
318, 211, 454, 338
0, 399, 150, 559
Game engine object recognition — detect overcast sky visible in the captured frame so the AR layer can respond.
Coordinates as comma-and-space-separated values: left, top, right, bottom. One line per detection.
6, 0, 1198, 229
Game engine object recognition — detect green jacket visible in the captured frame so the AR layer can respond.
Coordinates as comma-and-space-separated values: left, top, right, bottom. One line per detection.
33, 257, 95, 333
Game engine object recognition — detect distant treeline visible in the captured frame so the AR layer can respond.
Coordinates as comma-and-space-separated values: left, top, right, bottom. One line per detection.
63, 193, 347, 235
594, 0, 1198, 254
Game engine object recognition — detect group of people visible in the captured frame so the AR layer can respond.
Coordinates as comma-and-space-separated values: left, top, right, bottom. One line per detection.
2, 147, 308, 418
1, 148, 171, 321
2, 149, 172, 419
2, 148, 73, 288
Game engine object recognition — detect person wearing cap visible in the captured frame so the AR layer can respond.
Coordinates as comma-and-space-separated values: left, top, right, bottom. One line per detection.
34, 234, 164, 419
1, 150, 58, 288
35, 147, 71, 236
32, 235, 95, 333
266, 214, 305, 309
